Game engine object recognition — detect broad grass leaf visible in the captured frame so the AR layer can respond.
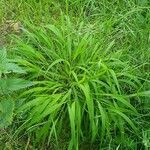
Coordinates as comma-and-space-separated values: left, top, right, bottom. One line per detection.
45, 25, 64, 42
97, 101, 108, 140
110, 108, 137, 132
103, 40, 115, 55
79, 82, 97, 140
73, 33, 90, 60
128, 91, 150, 97
68, 102, 76, 150
102, 94, 138, 114
109, 69, 121, 94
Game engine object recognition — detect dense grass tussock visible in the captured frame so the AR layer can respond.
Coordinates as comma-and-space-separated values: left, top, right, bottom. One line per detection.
7, 18, 149, 149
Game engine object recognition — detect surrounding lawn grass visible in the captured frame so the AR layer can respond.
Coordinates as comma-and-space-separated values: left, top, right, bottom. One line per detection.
0, 0, 150, 149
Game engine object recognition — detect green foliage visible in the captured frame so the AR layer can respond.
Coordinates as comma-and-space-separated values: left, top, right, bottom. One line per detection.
0, 98, 14, 128
0, 48, 33, 128
1, 0, 150, 149
11, 19, 149, 149
0, 78, 34, 95
0, 48, 25, 74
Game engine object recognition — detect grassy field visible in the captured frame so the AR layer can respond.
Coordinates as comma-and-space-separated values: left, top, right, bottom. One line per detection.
0, 0, 150, 149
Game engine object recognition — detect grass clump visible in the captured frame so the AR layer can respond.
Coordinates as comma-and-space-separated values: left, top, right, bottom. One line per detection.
8, 18, 148, 149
